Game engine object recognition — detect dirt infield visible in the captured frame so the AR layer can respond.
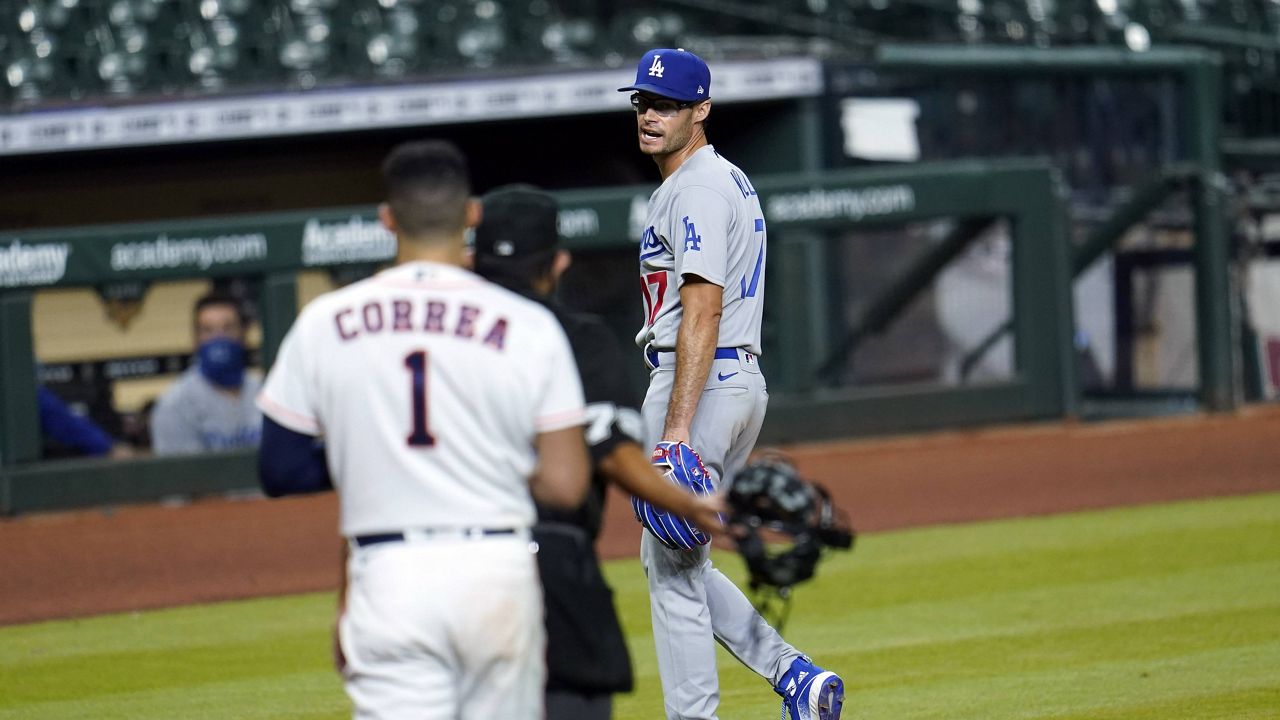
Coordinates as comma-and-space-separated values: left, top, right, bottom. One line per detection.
3, 406, 1279, 626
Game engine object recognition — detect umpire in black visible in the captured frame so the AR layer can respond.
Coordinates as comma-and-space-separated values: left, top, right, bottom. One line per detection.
472, 185, 726, 720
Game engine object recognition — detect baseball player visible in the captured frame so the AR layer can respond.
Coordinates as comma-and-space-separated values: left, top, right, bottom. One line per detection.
256, 140, 590, 720
471, 184, 727, 720
618, 49, 847, 720
38, 385, 133, 458
151, 291, 262, 455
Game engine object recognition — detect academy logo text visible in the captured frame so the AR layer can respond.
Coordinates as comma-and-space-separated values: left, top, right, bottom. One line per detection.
557, 208, 600, 239
0, 239, 71, 287
302, 216, 395, 266
766, 185, 916, 223
110, 233, 268, 271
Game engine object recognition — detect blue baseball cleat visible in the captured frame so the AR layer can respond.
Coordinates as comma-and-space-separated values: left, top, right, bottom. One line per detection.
775, 656, 845, 720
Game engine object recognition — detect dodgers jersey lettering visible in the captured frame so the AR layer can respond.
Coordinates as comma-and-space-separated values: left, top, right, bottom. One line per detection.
637, 145, 766, 354
258, 261, 585, 537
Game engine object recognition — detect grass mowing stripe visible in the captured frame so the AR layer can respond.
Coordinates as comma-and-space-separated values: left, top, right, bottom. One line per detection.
817, 560, 1280, 654
0, 631, 329, 704
0, 671, 346, 720
848, 604, 1280, 689
835, 519, 1279, 609
2, 493, 1276, 720
845, 525, 1279, 606
861, 493, 1280, 568
851, 643, 1280, 720
1040, 686, 1280, 720
0, 594, 336, 665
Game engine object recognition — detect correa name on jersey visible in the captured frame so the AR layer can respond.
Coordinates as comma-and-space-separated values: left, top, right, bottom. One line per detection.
331, 296, 510, 351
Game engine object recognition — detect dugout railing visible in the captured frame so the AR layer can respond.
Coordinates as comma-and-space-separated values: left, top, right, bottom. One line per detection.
0, 159, 1075, 514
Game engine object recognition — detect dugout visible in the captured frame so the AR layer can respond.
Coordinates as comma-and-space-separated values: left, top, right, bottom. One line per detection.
0, 158, 1081, 514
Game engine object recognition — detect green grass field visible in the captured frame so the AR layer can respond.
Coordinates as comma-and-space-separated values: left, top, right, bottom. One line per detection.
3, 493, 1278, 719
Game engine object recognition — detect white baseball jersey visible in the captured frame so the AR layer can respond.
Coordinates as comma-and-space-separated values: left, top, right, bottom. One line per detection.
636, 144, 767, 354
258, 261, 586, 537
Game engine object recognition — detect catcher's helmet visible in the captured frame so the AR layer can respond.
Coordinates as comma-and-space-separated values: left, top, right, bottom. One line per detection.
633, 441, 718, 551
727, 455, 853, 590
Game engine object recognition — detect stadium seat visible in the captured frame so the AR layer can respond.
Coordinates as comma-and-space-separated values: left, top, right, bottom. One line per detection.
0, 0, 1275, 123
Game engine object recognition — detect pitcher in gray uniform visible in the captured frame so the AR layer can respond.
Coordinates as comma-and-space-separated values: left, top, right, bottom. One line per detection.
618, 48, 847, 720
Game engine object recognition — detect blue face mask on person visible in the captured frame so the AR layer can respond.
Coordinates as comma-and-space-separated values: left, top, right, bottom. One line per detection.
197, 337, 247, 389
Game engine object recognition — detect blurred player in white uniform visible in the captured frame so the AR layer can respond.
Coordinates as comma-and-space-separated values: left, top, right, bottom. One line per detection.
618, 49, 846, 720
256, 140, 589, 720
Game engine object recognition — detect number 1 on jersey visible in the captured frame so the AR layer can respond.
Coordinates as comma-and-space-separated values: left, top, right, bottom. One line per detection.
404, 350, 436, 447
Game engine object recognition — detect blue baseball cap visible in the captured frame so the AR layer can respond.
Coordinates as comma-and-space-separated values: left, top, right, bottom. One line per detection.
618, 48, 710, 103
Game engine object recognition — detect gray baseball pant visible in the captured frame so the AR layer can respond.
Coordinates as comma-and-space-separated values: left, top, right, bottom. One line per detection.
639, 351, 801, 720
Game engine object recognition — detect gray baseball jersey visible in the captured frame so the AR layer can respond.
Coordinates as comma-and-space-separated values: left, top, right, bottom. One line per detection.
635, 145, 803, 719
636, 145, 766, 354
150, 368, 262, 455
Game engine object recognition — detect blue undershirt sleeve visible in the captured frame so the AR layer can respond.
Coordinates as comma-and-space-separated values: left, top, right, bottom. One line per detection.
257, 415, 333, 497
38, 386, 115, 457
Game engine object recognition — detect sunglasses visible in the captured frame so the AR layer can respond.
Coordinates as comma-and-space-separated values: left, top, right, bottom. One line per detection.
630, 93, 697, 117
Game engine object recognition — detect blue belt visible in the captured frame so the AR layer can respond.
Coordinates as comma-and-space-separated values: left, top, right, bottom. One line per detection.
645, 346, 740, 368
354, 528, 516, 547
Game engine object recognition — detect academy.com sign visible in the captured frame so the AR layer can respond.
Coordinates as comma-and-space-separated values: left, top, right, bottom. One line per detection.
111, 233, 268, 271
0, 239, 71, 287
302, 216, 395, 266
766, 184, 916, 223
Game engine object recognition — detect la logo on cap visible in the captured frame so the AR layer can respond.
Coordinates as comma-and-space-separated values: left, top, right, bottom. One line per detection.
619, 47, 710, 103
648, 54, 664, 77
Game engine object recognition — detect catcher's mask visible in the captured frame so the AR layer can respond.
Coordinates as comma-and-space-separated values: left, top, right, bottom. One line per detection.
727, 454, 854, 592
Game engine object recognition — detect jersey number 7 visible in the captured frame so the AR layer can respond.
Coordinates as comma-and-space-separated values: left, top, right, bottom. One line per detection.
404, 350, 436, 447
640, 271, 668, 326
